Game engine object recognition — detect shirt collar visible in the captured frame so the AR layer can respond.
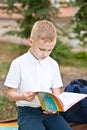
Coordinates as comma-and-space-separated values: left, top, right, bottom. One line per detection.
27, 50, 47, 65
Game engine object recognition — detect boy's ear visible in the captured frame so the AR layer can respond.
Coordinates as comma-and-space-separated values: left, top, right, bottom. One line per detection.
28, 38, 33, 46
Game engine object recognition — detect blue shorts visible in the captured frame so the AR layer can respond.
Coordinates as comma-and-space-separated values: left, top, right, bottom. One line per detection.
17, 106, 72, 130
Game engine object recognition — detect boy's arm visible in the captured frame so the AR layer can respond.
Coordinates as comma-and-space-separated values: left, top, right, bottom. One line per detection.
7, 87, 36, 102
52, 87, 63, 96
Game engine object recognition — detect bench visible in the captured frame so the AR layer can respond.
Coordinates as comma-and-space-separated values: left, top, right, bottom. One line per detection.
69, 122, 87, 130
0, 119, 87, 130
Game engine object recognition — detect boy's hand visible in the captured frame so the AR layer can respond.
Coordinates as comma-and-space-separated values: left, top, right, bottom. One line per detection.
23, 91, 37, 102
43, 110, 57, 114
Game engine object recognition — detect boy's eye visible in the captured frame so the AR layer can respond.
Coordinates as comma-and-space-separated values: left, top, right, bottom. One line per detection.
39, 48, 52, 52
39, 48, 46, 51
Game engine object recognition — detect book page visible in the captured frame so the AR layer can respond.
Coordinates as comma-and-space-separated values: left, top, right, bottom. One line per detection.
58, 92, 87, 111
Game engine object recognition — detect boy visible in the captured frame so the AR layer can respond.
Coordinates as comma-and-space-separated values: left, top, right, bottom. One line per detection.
4, 20, 71, 130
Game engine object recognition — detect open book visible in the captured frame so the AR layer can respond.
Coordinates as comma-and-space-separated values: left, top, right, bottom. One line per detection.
38, 92, 87, 112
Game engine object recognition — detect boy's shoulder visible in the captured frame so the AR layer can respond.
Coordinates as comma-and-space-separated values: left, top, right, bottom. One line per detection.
12, 52, 28, 63
47, 56, 58, 67
48, 56, 58, 64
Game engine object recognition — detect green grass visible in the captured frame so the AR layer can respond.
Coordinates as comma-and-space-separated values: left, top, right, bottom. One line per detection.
0, 42, 29, 80
0, 95, 17, 120
62, 51, 87, 68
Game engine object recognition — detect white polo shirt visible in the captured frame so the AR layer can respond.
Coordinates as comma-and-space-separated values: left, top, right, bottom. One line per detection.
4, 51, 63, 107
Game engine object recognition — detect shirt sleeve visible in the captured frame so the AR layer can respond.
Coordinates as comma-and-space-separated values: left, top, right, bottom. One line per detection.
4, 60, 21, 88
51, 62, 63, 88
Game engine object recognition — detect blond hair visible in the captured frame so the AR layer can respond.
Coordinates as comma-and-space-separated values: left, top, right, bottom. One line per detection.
30, 20, 57, 42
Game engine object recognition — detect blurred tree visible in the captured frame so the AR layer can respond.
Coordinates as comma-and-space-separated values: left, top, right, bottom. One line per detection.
1, 0, 59, 38
70, 0, 87, 45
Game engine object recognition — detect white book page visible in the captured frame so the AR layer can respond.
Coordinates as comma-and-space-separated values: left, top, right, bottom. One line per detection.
57, 92, 87, 111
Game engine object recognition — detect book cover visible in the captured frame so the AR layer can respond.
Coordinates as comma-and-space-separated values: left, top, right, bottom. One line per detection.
38, 92, 87, 112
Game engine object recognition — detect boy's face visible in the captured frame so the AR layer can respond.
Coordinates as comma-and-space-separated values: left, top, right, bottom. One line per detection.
29, 39, 56, 60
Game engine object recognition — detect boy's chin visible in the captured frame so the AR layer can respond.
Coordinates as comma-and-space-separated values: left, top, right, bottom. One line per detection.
39, 57, 46, 60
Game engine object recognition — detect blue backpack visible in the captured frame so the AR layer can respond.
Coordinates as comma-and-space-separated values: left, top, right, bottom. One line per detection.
60, 79, 87, 123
